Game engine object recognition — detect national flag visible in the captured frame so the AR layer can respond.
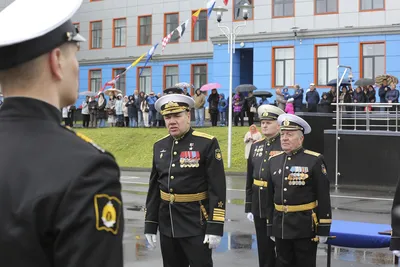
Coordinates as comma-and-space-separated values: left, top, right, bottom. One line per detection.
207, 0, 216, 19
176, 20, 189, 39
139, 43, 159, 76
223, 0, 228, 5
192, 8, 202, 28
162, 31, 174, 53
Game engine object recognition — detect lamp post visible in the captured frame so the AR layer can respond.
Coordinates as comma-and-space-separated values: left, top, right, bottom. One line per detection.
334, 65, 352, 187
213, 3, 252, 168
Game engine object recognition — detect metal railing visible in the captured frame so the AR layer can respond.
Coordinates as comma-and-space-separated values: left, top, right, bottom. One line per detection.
331, 102, 400, 132
332, 102, 400, 187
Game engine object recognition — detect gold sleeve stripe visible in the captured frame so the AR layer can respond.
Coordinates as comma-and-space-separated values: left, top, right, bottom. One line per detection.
214, 208, 225, 212
319, 219, 332, 224
213, 215, 225, 222
214, 212, 225, 216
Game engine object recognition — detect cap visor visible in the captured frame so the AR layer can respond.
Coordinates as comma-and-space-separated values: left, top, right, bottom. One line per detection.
72, 33, 86, 42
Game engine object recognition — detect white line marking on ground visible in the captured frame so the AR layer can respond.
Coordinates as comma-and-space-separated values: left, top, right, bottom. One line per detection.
121, 181, 394, 201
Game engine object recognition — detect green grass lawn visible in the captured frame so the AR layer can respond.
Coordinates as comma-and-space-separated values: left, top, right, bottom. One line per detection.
76, 127, 250, 172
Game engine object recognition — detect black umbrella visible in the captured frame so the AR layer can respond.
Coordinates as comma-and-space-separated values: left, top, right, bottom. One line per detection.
253, 91, 273, 98
354, 78, 375, 87
327, 79, 352, 87
235, 84, 257, 93
164, 87, 184, 94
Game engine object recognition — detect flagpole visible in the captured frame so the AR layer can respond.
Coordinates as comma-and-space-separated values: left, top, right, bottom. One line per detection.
227, 31, 233, 168
214, 3, 251, 168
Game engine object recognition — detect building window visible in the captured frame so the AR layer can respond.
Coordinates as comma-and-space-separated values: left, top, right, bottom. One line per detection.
164, 66, 179, 89
137, 67, 152, 94
316, 45, 338, 86
192, 65, 207, 93
361, 43, 385, 79
273, 0, 294, 17
315, 0, 338, 14
113, 18, 126, 47
273, 47, 294, 87
138, 16, 152, 45
234, 0, 253, 20
90, 21, 102, 49
165, 13, 179, 43
113, 68, 126, 95
89, 70, 102, 93
193, 10, 207, 41
360, 0, 384, 11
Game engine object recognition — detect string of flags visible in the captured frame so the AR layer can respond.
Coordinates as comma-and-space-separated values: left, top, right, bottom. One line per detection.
99, 0, 226, 93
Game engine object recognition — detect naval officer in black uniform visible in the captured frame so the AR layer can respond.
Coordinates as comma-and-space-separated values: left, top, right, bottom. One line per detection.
265, 114, 332, 267
245, 105, 284, 267
144, 94, 227, 267
0, 0, 124, 266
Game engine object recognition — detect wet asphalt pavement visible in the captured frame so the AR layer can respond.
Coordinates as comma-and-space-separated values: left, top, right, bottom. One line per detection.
120, 171, 398, 266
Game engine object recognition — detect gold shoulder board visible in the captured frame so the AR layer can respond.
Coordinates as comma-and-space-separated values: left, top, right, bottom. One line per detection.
192, 131, 214, 140
254, 138, 265, 144
269, 151, 284, 159
156, 134, 170, 143
304, 150, 321, 157
64, 126, 106, 153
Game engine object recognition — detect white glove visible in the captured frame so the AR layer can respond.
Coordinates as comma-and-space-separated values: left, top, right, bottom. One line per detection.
246, 213, 254, 222
317, 236, 328, 244
203, 234, 222, 249
393, 250, 400, 257
145, 234, 157, 248
270, 236, 275, 242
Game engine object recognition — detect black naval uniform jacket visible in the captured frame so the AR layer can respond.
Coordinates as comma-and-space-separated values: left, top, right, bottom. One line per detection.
145, 128, 227, 238
245, 134, 282, 218
266, 147, 332, 239
0, 98, 123, 267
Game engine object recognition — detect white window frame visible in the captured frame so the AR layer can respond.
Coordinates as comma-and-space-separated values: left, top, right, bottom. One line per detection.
316, 45, 339, 86
89, 70, 102, 93
164, 66, 179, 89
274, 47, 294, 87
138, 67, 152, 94
362, 43, 385, 79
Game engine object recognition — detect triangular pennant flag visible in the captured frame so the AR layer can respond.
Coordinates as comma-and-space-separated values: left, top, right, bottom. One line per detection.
162, 31, 174, 54
176, 20, 189, 39
139, 43, 159, 76
223, 0, 228, 6
192, 8, 202, 28
129, 53, 146, 69
207, 0, 216, 19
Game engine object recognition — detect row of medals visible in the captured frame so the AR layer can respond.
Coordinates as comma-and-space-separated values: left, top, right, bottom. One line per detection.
288, 166, 309, 186
180, 158, 199, 168
254, 146, 264, 157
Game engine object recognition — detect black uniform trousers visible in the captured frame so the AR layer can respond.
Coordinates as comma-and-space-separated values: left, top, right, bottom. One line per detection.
275, 238, 318, 267
160, 234, 212, 267
254, 216, 276, 267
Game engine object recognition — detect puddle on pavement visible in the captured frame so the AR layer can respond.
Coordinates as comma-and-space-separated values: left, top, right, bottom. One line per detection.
124, 224, 396, 265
